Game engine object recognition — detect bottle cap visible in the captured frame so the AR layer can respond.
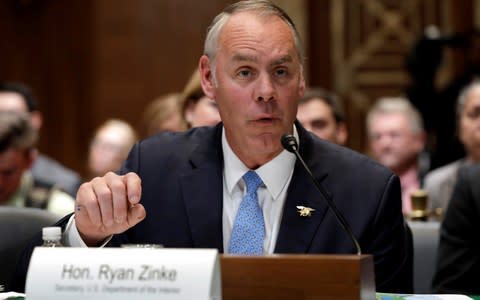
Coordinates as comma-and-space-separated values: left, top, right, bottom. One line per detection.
42, 226, 62, 240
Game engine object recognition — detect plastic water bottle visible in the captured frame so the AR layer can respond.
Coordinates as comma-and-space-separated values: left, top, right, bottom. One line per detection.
41, 226, 63, 247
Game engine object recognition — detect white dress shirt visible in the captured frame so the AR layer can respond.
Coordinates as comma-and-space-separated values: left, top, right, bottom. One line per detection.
65, 127, 298, 251
222, 129, 296, 254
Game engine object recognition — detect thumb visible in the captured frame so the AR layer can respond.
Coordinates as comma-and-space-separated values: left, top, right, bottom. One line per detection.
126, 203, 146, 228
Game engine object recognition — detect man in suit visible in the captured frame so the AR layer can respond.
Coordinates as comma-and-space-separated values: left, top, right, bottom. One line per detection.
0, 111, 74, 216
366, 97, 428, 216
0, 81, 82, 197
424, 80, 480, 218
296, 87, 348, 145
433, 164, 480, 294
14, 0, 412, 293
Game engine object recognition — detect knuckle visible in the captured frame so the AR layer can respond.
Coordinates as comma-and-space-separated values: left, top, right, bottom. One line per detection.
105, 171, 119, 179
96, 187, 112, 203
110, 180, 125, 193
76, 183, 90, 201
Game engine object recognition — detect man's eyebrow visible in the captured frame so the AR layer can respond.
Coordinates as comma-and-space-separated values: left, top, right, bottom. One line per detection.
232, 53, 257, 63
270, 55, 293, 67
230, 54, 293, 66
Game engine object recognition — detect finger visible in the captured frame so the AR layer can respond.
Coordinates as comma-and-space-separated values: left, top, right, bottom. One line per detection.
92, 175, 114, 227
124, 172, 142, 205
127, 203, 146, 227
110, 174, 128, 224
75, 182, 102, 226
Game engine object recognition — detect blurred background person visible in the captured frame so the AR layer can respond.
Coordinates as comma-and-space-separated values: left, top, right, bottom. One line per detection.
366, 97, 428, 215
181, 70, 221, 128
424, 79, 480, 218
296, 87, 348, 145
406, 29, 480, 170
140, 93, 186, 138
0, 81, 81, 197
0, 111, 74, 216
87, 119, 138, 179
432, 163, 480, 294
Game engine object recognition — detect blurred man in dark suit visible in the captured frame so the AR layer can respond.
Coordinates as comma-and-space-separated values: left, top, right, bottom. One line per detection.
0, 111, 74, 216
297, 87, 348, 145
433, 163, 480, 294
0, 82, 81, 197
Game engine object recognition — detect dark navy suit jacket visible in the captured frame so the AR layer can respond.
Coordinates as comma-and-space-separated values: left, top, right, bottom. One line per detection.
433, 164, 480, 294
13, 122, 412, 293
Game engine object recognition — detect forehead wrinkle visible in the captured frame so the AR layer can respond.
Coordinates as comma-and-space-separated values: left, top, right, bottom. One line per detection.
232, 53, 258, 63
230, 53, 294, 67
220, 12, 298, 59
270, 55, 293, 67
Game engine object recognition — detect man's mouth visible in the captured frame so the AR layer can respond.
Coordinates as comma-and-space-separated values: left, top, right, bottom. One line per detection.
253, 117, 278, 125
253, 114, 280, 122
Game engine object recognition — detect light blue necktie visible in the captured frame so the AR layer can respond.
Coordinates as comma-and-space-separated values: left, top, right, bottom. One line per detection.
229, 171, 265, 255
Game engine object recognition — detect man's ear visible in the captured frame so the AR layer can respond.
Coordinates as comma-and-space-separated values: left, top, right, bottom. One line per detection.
199, 55, 216, 99
415, 130, 427, 152
25, 148, 38, 169
336, 123, 349, 146
30, 111, 43, 131
298, 74, 306, 98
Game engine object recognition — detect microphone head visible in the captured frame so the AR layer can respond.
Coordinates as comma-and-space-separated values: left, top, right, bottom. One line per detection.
281, 134, 298, 153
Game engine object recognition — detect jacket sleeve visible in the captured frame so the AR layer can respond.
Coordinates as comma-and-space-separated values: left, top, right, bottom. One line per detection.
369, 173, 413, 293
432, 165, 480, 294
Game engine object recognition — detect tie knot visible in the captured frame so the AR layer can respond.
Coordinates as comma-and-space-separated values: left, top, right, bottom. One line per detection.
243, 171, 263, 194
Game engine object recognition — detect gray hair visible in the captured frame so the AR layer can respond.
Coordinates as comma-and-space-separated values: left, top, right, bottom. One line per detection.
456, 79, 480, 124
204, 0, 304, 82
366, 97, 424, 135
0, 111, 38, 153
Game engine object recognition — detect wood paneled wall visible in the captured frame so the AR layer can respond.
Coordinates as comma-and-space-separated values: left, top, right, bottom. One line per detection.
0, 0, 94, 177
1, 0, 229, 178
0, 0, 475, 178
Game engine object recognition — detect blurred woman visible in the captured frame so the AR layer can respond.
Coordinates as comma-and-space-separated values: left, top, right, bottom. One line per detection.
181, 70, 221, 128
140, 93, 186, 137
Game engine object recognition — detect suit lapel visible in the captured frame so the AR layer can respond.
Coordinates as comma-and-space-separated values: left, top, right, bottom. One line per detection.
179, 125, 225, 252
274, 163, 329, 253
176, 123, 334, 254
275, 123, 330, 253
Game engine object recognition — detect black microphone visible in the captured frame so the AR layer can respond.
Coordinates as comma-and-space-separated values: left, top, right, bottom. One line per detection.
281, 134, 362, 255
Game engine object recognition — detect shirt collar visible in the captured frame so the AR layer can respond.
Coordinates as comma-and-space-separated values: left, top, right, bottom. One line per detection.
5, 171, 32, 207
399, 164, 419, 189
222, 126, 298, 200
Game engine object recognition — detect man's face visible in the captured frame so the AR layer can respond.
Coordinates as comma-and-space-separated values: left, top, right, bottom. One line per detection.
297, 98, 345, 144
88, 125, 133, 178
0, 148, 33, 203
201, 12, 305, 167
459, 86, 480, 159
368, 112, 424, 173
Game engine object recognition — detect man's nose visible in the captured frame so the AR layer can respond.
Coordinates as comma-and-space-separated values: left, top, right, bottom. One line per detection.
255, 73, 275, 102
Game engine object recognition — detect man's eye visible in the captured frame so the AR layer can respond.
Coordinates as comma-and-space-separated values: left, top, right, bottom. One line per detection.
274, 68, 287, 77
466, 107, 480, 120
311, 119, 327, 130
238, 69, 251, 78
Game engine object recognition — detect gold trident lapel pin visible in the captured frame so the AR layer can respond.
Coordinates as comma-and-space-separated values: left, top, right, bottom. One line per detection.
296, 206, 315, 217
